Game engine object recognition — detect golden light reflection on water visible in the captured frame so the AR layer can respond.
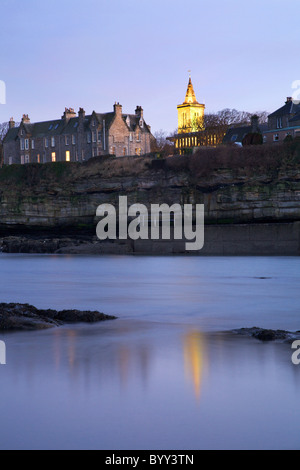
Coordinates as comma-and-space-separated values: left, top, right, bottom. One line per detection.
183, 331, 207, 400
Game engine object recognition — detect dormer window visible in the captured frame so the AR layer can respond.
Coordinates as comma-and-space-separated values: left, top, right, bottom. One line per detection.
126, 116, 130, 127
139, 119, 143, 128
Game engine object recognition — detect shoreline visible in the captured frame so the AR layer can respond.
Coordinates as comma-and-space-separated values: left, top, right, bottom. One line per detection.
1, 220, 299, 255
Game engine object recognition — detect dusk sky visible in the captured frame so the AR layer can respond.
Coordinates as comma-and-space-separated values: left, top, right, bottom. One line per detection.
0, 0, 299, 134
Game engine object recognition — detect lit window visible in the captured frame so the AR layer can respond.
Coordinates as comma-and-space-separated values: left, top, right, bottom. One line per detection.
51, 152, 56, 162
66, 151, 70, 162
37, 154, 40, 163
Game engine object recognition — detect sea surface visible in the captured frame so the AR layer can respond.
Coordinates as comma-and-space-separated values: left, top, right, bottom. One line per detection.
0, 254, 299, 450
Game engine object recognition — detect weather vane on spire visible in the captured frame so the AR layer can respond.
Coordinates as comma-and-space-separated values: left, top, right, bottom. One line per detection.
188, 70, 191, 79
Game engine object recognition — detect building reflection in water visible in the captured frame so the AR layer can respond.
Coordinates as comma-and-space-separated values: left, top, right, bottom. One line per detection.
183, 330, 207, 400
50, 325, 208, 401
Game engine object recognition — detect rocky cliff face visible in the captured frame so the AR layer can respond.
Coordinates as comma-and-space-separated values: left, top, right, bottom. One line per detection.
0, 153, 299, 233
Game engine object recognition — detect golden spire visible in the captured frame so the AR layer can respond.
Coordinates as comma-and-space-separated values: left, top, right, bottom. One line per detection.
183, 75, 199, 105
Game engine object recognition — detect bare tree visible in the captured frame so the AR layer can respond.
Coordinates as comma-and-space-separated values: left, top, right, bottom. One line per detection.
151, 129, 176, 156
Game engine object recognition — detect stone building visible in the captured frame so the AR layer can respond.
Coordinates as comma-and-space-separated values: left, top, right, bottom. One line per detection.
262, 97, 300, 144
3, 103, 153, 164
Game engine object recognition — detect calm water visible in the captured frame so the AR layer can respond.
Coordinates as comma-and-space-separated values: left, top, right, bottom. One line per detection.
0, 254, 299, 450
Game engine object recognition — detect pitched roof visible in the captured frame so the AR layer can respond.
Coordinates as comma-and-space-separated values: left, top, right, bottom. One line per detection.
289, 111, 300, 123
268, 99, 300, 118
3, 108, 151, 144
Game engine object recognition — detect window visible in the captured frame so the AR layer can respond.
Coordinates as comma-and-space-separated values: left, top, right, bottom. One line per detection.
136, 132, 141, 142
92, 131, 97, 143
92, 120, 96, 127
31, 139, 35, 150
231, 134, 238, 142
37, 154, 40, 163
45, 137, 49, 148
135, 148, 141, 156
276, 117, 282, 129
49, 124, 53, 131
72, 135, 76, 145
8, 157, 13, 165
98, 131, 102, 142
129, 133, 133, 142
25, 139, 29, 150
54, 124, 59, 130
65, 135, 69, 145
123, 147, 127, 156
21, 155, 25, 164
82, 150, 85, 161
93, 148, 98, 157
51, 137, 55, 147
273, 133, 279, 142
25, 155, 30, 164
87, 133, 91, 143
20, 139, 25, 150
139, 119, 143, 128
51, 152, 56, 162
112, 147, 116, 155
74, 122, 78, 128
65, 151, 70, 162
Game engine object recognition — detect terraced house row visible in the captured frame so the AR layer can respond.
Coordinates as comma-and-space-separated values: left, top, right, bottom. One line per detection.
3, 103, 153, 164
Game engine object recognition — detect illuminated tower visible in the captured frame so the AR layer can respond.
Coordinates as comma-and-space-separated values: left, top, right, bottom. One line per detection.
177, 76, 205, 133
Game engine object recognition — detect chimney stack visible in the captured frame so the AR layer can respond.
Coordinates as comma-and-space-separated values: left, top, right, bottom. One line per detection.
113, 102, 122, 116
9, 117, 15, 129
251, 114, 259, 133
135, 106, 143, 119
22, 114, 30, 123
286, 97, 293, 104
62, 107, 76, 122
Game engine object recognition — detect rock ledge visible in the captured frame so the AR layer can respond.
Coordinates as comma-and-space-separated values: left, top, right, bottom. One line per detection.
0, 303, 117, 331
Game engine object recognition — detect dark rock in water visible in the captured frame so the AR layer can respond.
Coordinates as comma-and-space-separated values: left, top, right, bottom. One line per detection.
232, 326, 300, 342
0, 303, 117, 331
